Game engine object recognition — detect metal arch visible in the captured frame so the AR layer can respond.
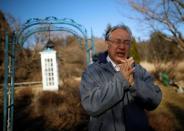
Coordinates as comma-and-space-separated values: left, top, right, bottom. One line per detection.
15, 16, 92, 64
19, 26, 83, 45
16, 17, 88, 45
15, 16, 93, 64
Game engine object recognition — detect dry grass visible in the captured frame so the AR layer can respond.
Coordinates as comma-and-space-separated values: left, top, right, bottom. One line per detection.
140, 61, 184, 82
1, 76, 184, 131
8, 79, 89, 131
140, 61, 156, 72
94, 38, 107, 53
147, 81, 184, 131
1, 40, 184, 130
1, 79, 183, 131
175, 61, 184, 81
176, 61, 184, 72
0, 88, 3, 130
141, 61, 184, 131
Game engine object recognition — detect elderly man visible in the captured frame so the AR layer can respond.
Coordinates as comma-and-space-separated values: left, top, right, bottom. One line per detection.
80, 24, 162, 131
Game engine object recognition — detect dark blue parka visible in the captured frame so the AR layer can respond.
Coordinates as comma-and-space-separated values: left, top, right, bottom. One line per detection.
80, 52, 162, 131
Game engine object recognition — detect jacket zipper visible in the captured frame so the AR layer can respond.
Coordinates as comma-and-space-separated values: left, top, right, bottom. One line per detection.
122, 93, 129, 131
111, 109, 117, 131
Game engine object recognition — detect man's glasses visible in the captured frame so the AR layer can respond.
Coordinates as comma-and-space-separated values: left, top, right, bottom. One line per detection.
108, 38, 131, 47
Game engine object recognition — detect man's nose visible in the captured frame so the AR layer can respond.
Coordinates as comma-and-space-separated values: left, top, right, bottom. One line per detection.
118, 43, 126, 49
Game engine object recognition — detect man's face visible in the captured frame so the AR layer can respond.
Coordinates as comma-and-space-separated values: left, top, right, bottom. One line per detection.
106, 28, 131, 64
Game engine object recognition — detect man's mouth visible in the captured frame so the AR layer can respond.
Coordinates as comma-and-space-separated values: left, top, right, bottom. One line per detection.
116, 52, 125, 57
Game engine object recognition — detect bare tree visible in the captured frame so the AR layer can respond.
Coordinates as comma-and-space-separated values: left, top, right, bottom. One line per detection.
5, 12, 21, 32
128, 0, 184, 51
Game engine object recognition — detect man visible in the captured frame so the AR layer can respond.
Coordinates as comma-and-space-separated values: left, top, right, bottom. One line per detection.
80, 24, 162, 131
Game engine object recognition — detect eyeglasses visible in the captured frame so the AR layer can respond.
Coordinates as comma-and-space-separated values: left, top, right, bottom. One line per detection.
108, 38, 131, 46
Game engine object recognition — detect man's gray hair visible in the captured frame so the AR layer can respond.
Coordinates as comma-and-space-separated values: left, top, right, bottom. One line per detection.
105, 24, 132, 41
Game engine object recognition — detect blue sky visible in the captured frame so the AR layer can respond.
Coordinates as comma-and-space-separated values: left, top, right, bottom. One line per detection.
0, 0, 150, 40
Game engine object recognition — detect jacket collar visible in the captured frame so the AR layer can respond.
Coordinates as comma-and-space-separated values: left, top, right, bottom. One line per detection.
97, 51, 108, 63
96, 51, 116, 73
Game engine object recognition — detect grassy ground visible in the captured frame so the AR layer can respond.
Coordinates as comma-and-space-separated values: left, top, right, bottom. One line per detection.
0, 80, 89, 131
1, 59, 184, 131
141, 61, 184, 131
1, 80, 184, 131
148, 81, 184, 131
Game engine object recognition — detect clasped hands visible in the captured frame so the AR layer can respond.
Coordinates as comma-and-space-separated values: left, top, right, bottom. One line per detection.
118, 57, 135, 86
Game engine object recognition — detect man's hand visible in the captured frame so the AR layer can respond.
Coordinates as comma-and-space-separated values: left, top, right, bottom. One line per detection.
118, 57, 135, 86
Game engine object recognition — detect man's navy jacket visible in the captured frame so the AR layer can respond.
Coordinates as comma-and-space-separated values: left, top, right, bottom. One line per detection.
80, 52, 162, 131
